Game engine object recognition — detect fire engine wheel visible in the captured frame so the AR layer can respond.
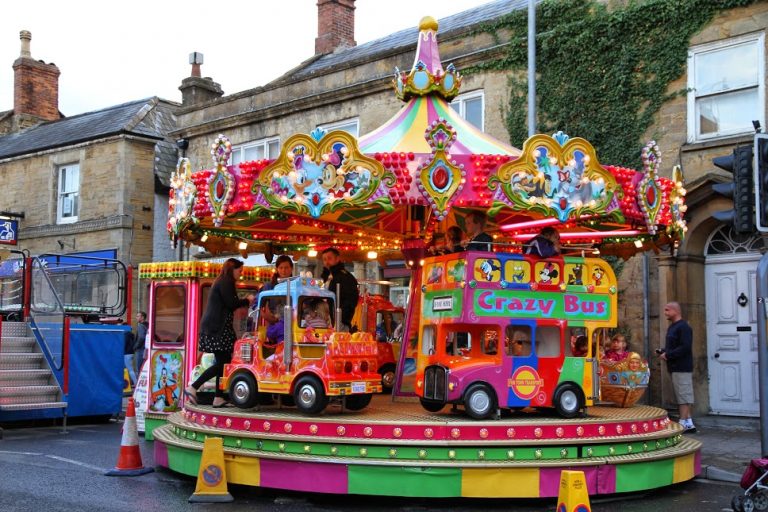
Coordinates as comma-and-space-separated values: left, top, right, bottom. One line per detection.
294, 376, 329, 414
344, 393, 373, 411
419, 399, 445, 412
554, 383, 584, 419
464, 383, 496, 420
379, 364, 397, 393
229, 373, 259, 409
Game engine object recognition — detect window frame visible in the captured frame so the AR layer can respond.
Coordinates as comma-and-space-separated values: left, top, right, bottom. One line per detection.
230, 136, 281, 165
686, 32, 765, 143
56, 163, 80, 224
317, 118, 360, 137
450, 90, 485, 131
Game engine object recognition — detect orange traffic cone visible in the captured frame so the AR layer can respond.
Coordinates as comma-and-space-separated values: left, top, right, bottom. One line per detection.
105, 398, 154, 476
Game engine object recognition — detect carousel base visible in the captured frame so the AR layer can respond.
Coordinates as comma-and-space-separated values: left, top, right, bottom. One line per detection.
151, 395, 701, 498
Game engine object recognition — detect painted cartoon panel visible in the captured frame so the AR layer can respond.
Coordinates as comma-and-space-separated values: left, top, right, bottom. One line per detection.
534, 260, 561, 287
149, 349, 183, 412
565, 263, 586, 286
504, 259, 530, 285
424, 261, 445, 285
445, 259, 466, 283
474, 257, 502, 283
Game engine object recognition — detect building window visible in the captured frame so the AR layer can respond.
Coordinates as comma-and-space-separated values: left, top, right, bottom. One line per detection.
687, 33, 765, 142
231, 137, 280, 166
57, 164, 79, 224
318, 118, 359, 137
450, 90, 484, 131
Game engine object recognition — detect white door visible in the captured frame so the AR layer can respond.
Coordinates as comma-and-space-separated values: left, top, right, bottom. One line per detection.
705, 256, 761, 416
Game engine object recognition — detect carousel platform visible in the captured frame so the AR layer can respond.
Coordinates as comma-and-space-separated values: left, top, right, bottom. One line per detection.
151, 395, 701, 498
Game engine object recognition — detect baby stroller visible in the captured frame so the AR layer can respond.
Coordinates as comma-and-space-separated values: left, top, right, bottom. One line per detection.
732, 458, 768, 511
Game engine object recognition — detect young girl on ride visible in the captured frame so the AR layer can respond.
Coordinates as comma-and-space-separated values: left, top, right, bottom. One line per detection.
604, 333, 629, 362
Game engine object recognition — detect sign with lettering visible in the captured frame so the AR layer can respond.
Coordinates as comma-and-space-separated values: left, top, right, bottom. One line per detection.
474, 289, 613, 321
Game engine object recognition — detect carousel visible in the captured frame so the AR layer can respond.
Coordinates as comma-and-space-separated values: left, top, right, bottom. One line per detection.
153, 17, 698, 498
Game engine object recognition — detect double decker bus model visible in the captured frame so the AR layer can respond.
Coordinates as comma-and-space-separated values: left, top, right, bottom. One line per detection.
223, 276, 382, 414
415, 250, 616, 419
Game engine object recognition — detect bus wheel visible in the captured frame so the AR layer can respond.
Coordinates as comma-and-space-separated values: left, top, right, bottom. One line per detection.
344, 394, 372, 411
294, 376, 329, 414
229, 373, 259, 409
379, 364, 396, 393
420, 399, 445, 413
464, 383, 496, 420
554, 383, 584, 418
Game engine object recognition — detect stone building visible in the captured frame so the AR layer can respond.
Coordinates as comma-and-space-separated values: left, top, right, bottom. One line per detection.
0, 30, 178, 309
169, 0, 768, 419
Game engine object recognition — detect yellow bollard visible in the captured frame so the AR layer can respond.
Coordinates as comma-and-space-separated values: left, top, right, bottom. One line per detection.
188, 437, 234, 503
555, 469, 591, 512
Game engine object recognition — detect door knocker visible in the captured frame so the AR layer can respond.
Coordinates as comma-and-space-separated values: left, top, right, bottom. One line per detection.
737, 292, 748, 307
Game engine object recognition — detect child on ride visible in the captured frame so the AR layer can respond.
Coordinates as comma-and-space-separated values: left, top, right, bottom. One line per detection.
604, 333, 629, 362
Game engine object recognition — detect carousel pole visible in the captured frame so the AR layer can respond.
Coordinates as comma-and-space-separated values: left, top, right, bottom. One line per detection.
756, 253, 768, 456
527, 0, 537, 137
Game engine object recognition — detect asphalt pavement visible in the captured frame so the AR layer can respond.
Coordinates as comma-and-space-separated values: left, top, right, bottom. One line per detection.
691, 414, 763, 483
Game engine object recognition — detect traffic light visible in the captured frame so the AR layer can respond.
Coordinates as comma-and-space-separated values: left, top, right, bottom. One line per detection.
711, 144, 755, 234
755, 134, 768, 232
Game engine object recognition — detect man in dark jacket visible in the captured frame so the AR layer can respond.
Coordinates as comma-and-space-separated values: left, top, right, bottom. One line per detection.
133, 311, 149, 375
320, 248, 359, 332
660, 301, 695, 433
464, 211, 493, 251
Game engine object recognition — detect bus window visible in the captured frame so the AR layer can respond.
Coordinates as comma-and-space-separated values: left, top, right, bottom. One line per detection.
506, 326, 531, 357
536, 325, 561, 357
447, 330, 471, 356
482, 329, 499, 355
593, 328, 609, 358
422, 325, 435, 355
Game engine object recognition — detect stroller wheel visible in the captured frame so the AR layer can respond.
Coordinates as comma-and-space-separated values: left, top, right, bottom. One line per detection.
744, 495, 755, 512
753, 489, 768, 511
732, 494, 745, 512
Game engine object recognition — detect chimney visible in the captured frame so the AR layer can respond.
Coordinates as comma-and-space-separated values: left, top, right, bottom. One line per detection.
179, 52, 224, 106
315, 0, 356, 55
13, 30, 61, 121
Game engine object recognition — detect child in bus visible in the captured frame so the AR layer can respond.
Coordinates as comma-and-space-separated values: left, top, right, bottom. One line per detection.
303, 301, 329, 329
604, 333, 629, 362
571, 334, 589, 357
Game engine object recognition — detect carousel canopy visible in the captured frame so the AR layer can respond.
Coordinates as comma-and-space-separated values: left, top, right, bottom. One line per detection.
168, 17, 687, 262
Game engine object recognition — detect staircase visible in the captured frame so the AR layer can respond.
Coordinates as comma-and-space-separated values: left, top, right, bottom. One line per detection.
0, 321, 67, 418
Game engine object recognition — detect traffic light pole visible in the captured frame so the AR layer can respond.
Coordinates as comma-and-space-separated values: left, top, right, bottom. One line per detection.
758, 253, 768, 457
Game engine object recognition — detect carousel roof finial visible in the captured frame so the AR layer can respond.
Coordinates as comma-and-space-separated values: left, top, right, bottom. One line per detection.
392, 15, 461, 102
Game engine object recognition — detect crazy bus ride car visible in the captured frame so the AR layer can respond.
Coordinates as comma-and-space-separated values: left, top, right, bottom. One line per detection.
223, 276, 382, 414
415, 250, 617, 419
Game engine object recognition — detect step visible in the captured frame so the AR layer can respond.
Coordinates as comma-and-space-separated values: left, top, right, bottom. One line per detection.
0, 401, 67, 411
0, 322, 30, 338
0, 392, 61, 405
0, 337, 37, 352
0, 369, 52, 386
0, 385, 60, 398
0, 353, 45, 370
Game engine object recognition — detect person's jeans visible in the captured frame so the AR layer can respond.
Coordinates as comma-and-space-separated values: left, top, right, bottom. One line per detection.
124, 354, 136, 385
135, 349, 146, 378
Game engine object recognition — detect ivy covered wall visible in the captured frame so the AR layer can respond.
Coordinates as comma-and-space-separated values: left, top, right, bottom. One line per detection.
467, 0, 759, 169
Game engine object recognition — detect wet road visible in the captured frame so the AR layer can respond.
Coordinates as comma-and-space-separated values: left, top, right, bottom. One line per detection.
0, 419, 743, 512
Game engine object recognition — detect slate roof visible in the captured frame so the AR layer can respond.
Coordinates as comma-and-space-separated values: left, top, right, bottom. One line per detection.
0, 97, 174, 160
273, 0, 527, 83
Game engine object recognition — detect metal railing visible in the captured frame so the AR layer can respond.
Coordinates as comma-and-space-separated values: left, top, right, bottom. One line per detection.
37, 253, 129, 319
0, 249, 28, 320
29, 257, 67, 370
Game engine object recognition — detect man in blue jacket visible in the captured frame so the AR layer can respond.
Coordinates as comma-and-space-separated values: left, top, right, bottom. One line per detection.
660, 302, 695, 433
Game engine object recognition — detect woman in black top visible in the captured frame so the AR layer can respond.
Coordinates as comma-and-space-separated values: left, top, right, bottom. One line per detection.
185, 258, 252, 408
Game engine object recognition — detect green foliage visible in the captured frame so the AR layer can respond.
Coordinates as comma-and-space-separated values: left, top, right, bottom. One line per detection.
467, 0, 758, 168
